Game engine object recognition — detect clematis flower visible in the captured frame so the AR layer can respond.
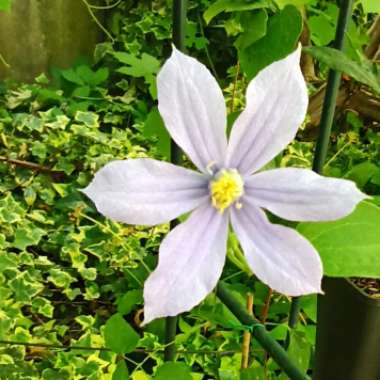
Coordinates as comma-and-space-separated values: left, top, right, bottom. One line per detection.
83, 46, 367, 324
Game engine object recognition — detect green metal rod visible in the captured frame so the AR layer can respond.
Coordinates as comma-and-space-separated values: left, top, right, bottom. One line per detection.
164, 0, 188, 362
288, 0, 354, 332
217, 282, 310, 380
312, 0, 354, 173
164, 316, 178, 361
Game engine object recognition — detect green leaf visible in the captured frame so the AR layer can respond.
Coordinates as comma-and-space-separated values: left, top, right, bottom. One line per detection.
344, 162, 379, 188
76, 65, 95, 84
113, 360, 130, 380
297, 202, 380, 277
240, 365, 266, 380
72, 85, 91, 98
32, 297, 54, 318
104, 313, 140, 354
115, 52, 159, 97
61, 68, 85, 85
144, 107, 170, 159
132, 372, 150, 380
154, 362, 193, 380
308, 14, 336, 46
360, 0, 380, 13
93, 67, 109, 85
75, 111, 99, 128
48, 268, 76, 288
304, 46, 380, 94
114, 52, 160, 78
274, 0, 313, 8
117, 289, 143, 315
0, 0, 11, 11
0, 252, 17, 272
286, 331, 311, 373
9, 272, 43, 302
204, 0, 269, 24
13, 223, 46, 250
299, 295, 317, 323
0, 193, 25, 223
234, 10, 268, 51
239, 5, 302, 79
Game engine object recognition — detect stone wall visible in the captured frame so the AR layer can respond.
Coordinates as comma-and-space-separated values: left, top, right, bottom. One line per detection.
0, 0, 104, 81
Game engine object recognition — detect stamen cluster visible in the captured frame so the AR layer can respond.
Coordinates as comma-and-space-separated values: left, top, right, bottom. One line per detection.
210, 169, 244, 213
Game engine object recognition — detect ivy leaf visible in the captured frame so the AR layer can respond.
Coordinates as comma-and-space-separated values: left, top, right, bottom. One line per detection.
304, 46, 380, 94
114, 52, 160, 97
13, 223, 46, 250
9, 272, 43, 302
154, 362, 193, 380
48, 268, 76, 288
0, 252, 17, 272
204, 0, 269, 24
298, 202, 380, 277
239, 5, 302, 79
0, 193, 25, 223
75, 111, 99, 128
32, 297, 54, 318
104, 313, 140, 354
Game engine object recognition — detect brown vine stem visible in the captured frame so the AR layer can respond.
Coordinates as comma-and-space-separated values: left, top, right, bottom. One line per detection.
0, 156, 64, 177
80, 0, 115, 43
261, 288, 273, 323
0, 340, 247, 356
241, 293, 254, 369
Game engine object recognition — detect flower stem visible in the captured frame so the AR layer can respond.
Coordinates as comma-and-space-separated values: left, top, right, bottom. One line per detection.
288, 0, 354, 334
163, 0, 188, 362
216, 282, 310, 380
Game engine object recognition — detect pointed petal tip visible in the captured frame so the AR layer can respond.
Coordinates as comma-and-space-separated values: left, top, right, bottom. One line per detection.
79, 185, 90, 196
79, 183, 95, 201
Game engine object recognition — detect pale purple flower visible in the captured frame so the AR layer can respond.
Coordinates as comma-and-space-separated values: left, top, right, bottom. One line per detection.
83, 46, 366, 324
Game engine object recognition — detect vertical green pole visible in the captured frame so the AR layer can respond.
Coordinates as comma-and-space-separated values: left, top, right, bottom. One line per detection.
287, 0, 354, 333
312, 0, 354, 173
164, 0, 188, 362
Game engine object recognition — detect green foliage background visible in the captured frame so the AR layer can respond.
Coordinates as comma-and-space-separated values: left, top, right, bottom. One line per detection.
0, 0, 379, 379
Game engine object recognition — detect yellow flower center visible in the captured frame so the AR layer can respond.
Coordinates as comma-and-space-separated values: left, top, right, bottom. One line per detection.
210, 169, 244, 213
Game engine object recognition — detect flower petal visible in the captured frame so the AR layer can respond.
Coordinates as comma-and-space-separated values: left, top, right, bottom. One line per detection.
143, 204, 229, 324
245, 168, 367, 221
82, 159, 209, 226
226, 45, 308, 174
231, 200, 323, 296
157, 47, 227, 172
